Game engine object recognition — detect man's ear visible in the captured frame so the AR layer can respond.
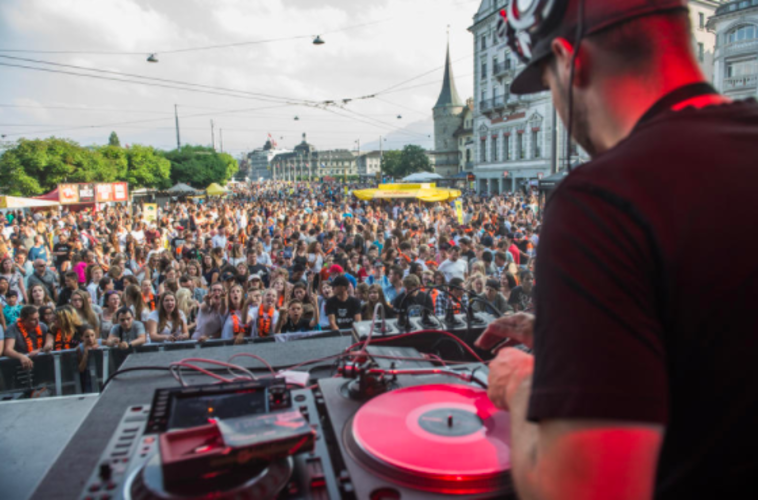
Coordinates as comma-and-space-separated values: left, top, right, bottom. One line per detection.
550, 37, 587, 89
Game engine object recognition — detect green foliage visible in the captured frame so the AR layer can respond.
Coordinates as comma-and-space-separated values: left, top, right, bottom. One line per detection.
96, 145, 128, 181
380, 145, 432, 179
164, 145, 239, 188
108, 131, 121, 147
125, 145, 171, 190
0, 137, 112, 196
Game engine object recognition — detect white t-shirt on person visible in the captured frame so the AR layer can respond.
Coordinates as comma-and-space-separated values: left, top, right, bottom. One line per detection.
147, 310, 187, 340
247, 306, 279, 337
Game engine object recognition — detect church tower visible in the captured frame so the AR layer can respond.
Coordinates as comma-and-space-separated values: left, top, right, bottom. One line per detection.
433, 41, 465, 176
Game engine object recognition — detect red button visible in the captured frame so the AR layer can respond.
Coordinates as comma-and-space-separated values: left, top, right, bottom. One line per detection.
88, 483, 101, 492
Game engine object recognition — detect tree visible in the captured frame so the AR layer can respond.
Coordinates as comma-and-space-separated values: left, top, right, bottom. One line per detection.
95, 145, 128, 182
108, 131, 121, 147
125, 145, 171, 189
0, 137, 111, 196
163, 145, 239, 188
380, 145, 432, 179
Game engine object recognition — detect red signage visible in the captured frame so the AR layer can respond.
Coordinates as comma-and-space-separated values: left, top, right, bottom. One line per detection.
59, 184, 80, 204
503, 171, 509, 178
96, 184, 113, 202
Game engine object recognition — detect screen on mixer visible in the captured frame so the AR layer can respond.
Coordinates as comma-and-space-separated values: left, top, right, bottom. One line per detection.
168, 389, 269, 429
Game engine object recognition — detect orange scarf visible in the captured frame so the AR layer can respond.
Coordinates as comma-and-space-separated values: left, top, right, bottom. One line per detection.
18, 320, 43, 353
257, 305, 274, 337
231, 311, 244, 336
54, 329, 74, 351
144, 293, 156, 311
277, 294, 284, 309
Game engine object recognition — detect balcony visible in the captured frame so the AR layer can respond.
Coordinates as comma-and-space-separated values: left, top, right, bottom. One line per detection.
724, 74, 758, 91
493, 61, 515, 80
723, 40, 758, 58
479, 98, 493, 112
492, 95, 505, 110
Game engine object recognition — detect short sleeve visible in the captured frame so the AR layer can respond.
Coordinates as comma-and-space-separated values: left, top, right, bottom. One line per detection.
147, 310, 159, 323
528, 183, 668, 425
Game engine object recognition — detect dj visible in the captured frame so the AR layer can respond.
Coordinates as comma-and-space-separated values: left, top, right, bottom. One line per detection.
476, 1, 758, 499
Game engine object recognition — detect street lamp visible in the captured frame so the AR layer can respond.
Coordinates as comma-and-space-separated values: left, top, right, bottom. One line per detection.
147, 53, 159, 63
313, 36, 325, 45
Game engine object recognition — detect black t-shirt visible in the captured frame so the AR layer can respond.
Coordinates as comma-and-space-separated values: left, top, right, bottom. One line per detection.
530, 98, 758, 499
53, 242, 71, 267
325, 295, 362, 330
280, 317, 311, 334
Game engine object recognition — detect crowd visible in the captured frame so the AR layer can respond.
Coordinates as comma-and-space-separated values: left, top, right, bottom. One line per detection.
0, 180, 542, 376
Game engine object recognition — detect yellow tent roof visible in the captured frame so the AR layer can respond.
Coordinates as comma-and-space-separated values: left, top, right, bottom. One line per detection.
353, 183, 461, 202
206, 183, 228, 196
0, 196, 60, 209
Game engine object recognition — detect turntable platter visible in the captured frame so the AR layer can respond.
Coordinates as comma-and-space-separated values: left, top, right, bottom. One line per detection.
346, 384, 512, 495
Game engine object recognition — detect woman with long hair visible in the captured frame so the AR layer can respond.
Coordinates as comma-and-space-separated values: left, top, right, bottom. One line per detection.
39, 305, 56, 330
146, 292, 188, 343
98, 290, 121, 339
27, 283, 54, 309
70, 290, 99, 332
270, 275, 288, 310
123, 284, 150, 323
228, 244, 245, 267
499, 272, 517, 303
221, 284, 247, 343
0, 256, 26, 302
362, 284, 394, 320
141, 279, 157, 312
306, 241, 323, 272
175, 287, 198, 334
316, 279, 333, 330
85, 265, 104, 302
44, 305, 83, 351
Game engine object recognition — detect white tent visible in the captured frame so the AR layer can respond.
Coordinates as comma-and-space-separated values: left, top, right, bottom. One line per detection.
0, 196, 60, 209
402, 172, 444, 183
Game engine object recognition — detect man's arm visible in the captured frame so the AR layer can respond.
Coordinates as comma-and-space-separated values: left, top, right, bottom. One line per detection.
328, 314, 339, 331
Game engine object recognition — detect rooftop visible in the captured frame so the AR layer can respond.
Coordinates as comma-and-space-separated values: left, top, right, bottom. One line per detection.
715, 0, 758, 16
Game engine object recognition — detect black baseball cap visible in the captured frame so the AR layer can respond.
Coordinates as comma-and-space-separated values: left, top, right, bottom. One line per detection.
331, 276, 350, 288
511, 0, 688, 95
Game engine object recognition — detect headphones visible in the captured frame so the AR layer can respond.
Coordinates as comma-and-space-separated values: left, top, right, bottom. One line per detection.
499, 0, 570, 64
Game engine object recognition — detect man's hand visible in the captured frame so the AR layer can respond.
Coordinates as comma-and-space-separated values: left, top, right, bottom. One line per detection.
487, 348, 533, 411
233, 335, 245, 345
475, 312, 535, 351
20, 355, 33, 370
118, 342, 130, 350
29, 349, 41, 357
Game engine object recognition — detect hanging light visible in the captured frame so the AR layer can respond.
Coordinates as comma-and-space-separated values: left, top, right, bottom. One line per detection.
397, 115, 402, 119
313, 35, 325, 45
294, 116, 300, 121
147, 53, 159, 63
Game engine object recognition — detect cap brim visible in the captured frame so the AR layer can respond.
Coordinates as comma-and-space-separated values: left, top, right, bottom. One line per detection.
510, 43, 551, 95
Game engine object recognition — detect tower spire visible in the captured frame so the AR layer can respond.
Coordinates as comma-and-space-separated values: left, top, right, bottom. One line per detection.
434, 37, 463, 109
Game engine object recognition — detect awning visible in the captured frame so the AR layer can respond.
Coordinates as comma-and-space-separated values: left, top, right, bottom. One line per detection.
353, 183, 461, 202
206, 183, 228, 196
0, 196, 60, 209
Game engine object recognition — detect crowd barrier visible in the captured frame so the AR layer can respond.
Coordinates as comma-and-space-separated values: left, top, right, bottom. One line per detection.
0, 329, 351, 400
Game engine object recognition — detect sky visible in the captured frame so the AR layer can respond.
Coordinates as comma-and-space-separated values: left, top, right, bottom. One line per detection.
0, 0, 479, 157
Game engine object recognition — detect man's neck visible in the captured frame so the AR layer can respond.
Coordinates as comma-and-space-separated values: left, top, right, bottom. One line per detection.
337, 292, 348, 301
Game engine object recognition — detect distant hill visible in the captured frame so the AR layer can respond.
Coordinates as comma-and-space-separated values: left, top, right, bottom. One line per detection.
363, 117, 434, 151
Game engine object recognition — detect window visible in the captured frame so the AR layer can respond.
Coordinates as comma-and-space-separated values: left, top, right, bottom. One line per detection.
698, 42, 704, 62
505, 55, 512, 70
532, 129, 541, 158
699, 12, 705, 29
504, 134, 511, 161
492, 56, 498, 76
504, 83, 510, 100
727, 25, 757, 44
481, 60, 488, 79
481, 34, 487, 50
517, 133, 524, 159
727, 59, 758, 77
480, 141, 487, 162
491, 136, 498, 162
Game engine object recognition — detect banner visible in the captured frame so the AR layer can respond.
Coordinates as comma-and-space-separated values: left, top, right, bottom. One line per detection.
113, 182, 129, 202
59, 184, 80, 204
455, 200, 464, 225
143, 203, 157, 222
96, 184, 113, 202
78, 183, 95, 203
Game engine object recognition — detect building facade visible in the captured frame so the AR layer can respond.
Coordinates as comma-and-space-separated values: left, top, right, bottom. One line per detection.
246, 139, 291, 181
356, 151, 382, 178
690, 1, 724, 82
708, 0, 758, 99
270, 133, 358, 180
453, 98, 475, 173
470, 0, 573, 195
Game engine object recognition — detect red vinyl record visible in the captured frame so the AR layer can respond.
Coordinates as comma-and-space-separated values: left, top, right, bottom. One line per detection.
349, 384, 511, 490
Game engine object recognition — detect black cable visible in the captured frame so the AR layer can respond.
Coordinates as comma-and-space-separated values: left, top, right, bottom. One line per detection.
100, 366, 172, 391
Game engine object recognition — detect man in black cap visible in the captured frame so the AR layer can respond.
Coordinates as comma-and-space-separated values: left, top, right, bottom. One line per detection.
476, 1, 758, 499
325, 276, 361, 331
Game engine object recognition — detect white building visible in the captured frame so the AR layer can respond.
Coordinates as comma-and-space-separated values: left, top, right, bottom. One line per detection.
356, 151, 382, 178
708, 0, 758, 99
470, 0, 575, 195
689, 1, 724, 82
247, 139, 291, 181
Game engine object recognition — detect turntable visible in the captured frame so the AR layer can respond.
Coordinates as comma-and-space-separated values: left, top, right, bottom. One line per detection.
318, 367, 515, 499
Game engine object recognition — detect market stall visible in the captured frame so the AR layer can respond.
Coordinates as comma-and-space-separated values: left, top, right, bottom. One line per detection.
352, 183, 462, 203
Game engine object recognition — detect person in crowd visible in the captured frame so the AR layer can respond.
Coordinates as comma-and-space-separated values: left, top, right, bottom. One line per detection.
70, 289, 99, 332
45, 305, 83, 351
249, 288, 280, 337
362, 284, 394, 320
3, 291, 22, 326
146, 292, 188, 343
98, 290, 121, 339
276, 299, 317, 334
123, 284, 150, 323
193, 283, 227, 341
472, 279, 512, 316
326, 276, 361, 331
508, 270, 534, 313
38, 305, 55, 330
57, 271, 84, 307
220, 284, 246, 343
77, 326, 102, 393
438, 246, 468, 282
3, 305, 47, 369
27, 259, 58, 302
106, 307, 147, 350
1, 256, 26, 302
